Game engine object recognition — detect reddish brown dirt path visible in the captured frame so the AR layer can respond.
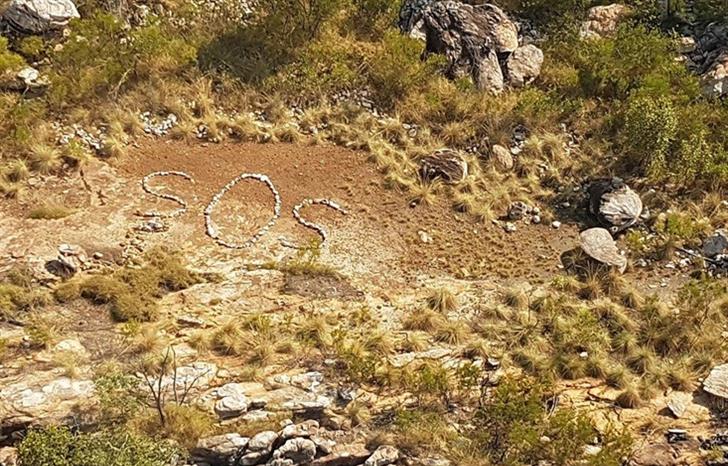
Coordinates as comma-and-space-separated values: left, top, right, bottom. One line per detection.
121, 140, 577, 284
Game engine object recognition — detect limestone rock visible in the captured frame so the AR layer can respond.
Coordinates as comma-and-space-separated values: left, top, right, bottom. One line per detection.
280, 420, 319, 440
580, 227, 627, 273
703, 230, 728, 258
191, 433, 248, 465
364, 445, 400, 466
587, 178, 646, 234
214, 393, 249, 419
704, 363, 728, 400
0, 447, 18, 466
248, 430, 279, 452
419, 149, 468, 184
2, 0, 79, 33
491, 144, 513, 171
311, 444, 370, 466
271, 438, 317, 464
580, 4, 631, 39
506, 44, 544, 88
508, 201, 532, 221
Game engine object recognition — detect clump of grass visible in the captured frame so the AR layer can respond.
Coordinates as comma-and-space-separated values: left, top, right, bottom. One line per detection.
78, 248, 201, 322
28, 143, 62, 174
403, 309, 445, 332
502, 287, 529, 310
616, 385, 642, 409
210, 321, 243, 355
434, 319, 470, 345
295, 314, 333, 348
0, 273, 51, 320
425, 287, 458, 313
28, 203, 75, 220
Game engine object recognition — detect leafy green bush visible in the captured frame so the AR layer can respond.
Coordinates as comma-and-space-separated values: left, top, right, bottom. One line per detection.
472, 377, 632, 465
622, 95, 677, 177
18, 426, 179, 466
0, 37, 24, 74
48, 13, 195, 106
368, 30, 444, 108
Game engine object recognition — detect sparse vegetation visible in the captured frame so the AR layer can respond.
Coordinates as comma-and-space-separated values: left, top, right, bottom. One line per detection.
77, 247, 201, 321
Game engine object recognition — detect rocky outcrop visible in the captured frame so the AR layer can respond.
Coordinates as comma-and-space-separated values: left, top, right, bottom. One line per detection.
419, 149, 468, 184
399, 0, 543, 93
1, 0, 79, 34
579, 227, 628, 273
192, 419, 399, 466
579, 4, 631, 39
687, 23, 728, 98
587, 178, 647, 234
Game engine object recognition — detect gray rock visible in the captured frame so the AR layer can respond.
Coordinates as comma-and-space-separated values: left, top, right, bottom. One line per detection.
248, 431, 279, 452
701, 50, 728, 98
419, 149, 468, 184
364, 445, 400, 466
271, 438, 317, 464
666, 391, 692, 419
191, 433, 249, 464
703, 230, 728, 258
311, 444, 371, 466
2, 0, 79, 33
580, 227, 627, 273
491, 144, 513, 171
280, 420, 319, 440
214, 394, 249, 419
506, 44, 544, 88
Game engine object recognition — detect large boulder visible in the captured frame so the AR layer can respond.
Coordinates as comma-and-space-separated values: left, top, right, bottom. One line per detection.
400, 0, 542, 93
579, 4, 631, 39
579, 227, 628, 273
419, 149, 468, 184
506, 44, 544, 88
587, 178, 647, 234
2, 0, 79, 34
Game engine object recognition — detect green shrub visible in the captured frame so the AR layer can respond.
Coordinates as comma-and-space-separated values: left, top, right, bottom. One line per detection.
48, 13, 195, 106
472, 377, 632, 464
622, 95, 677, 178
18, 426, 179, 466
368, 29, 444, 108
0, 36, 24, 74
